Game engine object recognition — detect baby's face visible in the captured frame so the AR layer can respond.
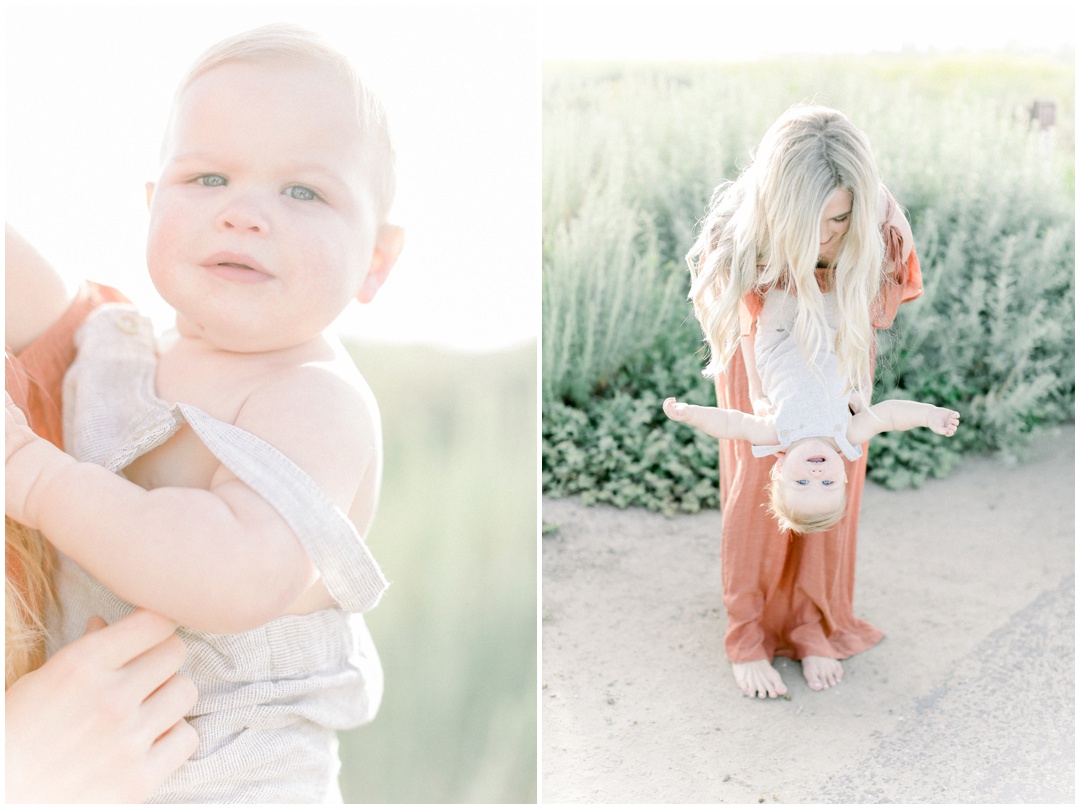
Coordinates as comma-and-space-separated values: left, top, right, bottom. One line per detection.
147, 59, 380, 352
776, 438, 847, 516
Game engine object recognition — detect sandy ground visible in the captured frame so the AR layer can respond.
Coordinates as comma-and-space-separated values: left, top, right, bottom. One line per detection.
541, 426, 1074, 804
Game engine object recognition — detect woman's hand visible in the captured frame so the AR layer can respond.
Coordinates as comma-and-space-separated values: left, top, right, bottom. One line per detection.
750, 395, 776, 418
5, 609, 198, 803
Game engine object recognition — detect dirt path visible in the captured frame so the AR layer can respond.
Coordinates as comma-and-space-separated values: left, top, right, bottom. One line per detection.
542, 426, 1074, 803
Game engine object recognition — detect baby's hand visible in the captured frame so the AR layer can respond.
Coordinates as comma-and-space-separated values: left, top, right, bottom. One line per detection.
928, 406, 960, 437
663, 397, 692, 423
6, 392, 40, 462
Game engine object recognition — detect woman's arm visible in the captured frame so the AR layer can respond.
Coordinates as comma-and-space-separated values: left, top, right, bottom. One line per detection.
739, 324, 774, 416
879, 186, 914, 265
4, 223, 72, 354
872, 187, 923, 330
5, 610, 198, 803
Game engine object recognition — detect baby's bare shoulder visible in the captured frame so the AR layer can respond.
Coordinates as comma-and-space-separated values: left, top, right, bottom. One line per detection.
234, 364, 381, 508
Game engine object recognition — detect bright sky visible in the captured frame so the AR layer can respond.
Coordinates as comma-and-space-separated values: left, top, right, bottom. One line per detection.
6, 4, 540, 353
542, 2, 1076, 60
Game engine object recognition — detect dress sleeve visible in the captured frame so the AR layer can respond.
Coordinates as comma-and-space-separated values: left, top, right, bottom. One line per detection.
5, 281, 128, 448
871, 191, 923, 329
739, 290, 765, 337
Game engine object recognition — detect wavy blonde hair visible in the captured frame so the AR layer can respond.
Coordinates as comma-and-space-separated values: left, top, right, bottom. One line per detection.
6, 518, 57, 688
687, 105, 885, 401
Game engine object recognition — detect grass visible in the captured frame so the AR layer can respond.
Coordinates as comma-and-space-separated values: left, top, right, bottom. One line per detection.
337, 341, 537, 803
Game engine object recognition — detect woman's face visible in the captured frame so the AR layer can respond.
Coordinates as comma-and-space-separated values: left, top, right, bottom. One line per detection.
817, 188, 852, 265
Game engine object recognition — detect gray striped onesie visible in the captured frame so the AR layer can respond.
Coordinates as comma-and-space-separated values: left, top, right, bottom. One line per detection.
750, 289, 863, 462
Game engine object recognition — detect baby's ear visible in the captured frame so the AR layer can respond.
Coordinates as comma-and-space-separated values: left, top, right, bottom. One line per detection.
356, 225, 404, 304
770, 455, 784, 479
145, 182, 155, 210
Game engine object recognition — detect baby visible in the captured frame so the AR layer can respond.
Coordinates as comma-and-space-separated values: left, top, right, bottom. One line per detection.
665, 287, 959, 533
5, 24, 403, 802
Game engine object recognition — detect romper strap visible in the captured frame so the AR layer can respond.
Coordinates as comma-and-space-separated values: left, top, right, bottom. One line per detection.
175, 403, 388, 613
751, 443, 783, 459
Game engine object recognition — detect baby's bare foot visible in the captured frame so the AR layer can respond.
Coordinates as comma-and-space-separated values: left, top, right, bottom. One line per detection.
928, 406, 960, 437
801, 656, 843, 691
732, 659, 788, 699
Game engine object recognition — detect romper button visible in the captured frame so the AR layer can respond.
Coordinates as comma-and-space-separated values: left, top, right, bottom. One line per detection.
781, 429, 790, 438
116, 313, 141, 335
833, 424, 841, 432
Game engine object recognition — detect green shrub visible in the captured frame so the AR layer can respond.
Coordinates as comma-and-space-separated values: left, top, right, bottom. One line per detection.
341, 343, 536, 802
543, 311, 721, 515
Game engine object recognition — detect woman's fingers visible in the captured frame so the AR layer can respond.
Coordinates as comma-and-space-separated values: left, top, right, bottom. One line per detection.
144, 719, 199, 793
142, 673, 198, 745
123, 631, 189, 698
5, 610, 196, 803
74, 609, 181, 670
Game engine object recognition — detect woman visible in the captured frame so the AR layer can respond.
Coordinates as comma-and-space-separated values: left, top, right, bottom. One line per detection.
686, 106, 922, 699
5, 224, 198, 800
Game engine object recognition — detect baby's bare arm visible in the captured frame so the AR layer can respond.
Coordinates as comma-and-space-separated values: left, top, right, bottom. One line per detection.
663, 397, 777, 444
6, 369, 376, 633
848, 399, 960, 444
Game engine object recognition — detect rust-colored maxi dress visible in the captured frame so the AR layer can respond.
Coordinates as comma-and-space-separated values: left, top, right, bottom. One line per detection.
6, 282, 128, 449
714, 206, 923, 664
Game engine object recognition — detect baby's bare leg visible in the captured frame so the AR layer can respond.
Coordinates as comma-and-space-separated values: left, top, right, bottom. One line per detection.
800, 656, 843, 691
731, 659, 788, 699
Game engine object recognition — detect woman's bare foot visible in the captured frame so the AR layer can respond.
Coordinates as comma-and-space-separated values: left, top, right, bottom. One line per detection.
732, 659, 788, 699
801, 655, 843, 691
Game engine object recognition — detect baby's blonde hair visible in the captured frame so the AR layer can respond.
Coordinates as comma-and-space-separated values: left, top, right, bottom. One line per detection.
688, 105, 885, 402
766, 477, 847, 535
5, 518, 57, 688
168, 23, 397, 223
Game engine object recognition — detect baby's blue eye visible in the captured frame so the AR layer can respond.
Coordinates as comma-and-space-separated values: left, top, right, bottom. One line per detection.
284, 185, 318, 201
797, 480, 809, 486
823, 481, 834, 486
196, 174, 227, 187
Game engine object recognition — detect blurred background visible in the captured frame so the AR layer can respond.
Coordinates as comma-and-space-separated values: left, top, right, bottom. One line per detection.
541, 2, 1074, 515
6, 3, 537, 802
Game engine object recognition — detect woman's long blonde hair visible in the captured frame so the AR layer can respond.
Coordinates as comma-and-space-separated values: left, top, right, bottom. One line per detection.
6, 518, 57, 688
687, 105, 886, 399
